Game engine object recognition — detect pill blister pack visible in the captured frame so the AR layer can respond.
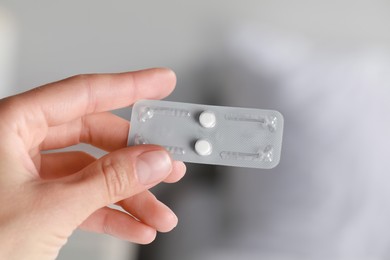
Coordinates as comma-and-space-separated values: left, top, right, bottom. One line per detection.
128, 100, 284, 169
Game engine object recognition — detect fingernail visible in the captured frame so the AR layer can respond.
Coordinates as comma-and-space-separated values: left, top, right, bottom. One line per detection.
136, 150, 172, 185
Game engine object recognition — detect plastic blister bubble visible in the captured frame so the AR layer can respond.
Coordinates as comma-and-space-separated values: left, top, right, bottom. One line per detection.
128, 100, 284, 169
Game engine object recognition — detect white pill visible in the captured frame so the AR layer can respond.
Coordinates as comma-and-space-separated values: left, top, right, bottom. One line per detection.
195, 139, 212, 156
199, 111, 216, 128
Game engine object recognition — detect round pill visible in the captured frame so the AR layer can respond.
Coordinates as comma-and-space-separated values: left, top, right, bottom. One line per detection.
195, 139, 212, 156
199, 111, 216, 128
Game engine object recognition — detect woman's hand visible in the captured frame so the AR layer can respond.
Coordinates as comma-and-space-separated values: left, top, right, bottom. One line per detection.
0, 68, 186, 260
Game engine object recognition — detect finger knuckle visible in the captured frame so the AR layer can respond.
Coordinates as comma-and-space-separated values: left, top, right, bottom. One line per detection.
100, 157, 130, 203
70, 74, 97, 113
102, 213, 113, 235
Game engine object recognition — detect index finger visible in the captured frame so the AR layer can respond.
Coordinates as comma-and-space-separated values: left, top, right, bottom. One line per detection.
14, 68, 177, 127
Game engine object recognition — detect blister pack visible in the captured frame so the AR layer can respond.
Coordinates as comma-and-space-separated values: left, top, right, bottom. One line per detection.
128, 100, 284, 169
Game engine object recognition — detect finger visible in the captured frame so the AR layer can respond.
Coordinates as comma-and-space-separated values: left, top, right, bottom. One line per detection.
40, 151, 96, 179
80, 207, 157, 244
118, 190, 178, 233
5, 68, 176, 129
41, 149, 184, 184
41, 112, 129, 151
41, 113, 187, 183
164, 161, 186, 183
61, 145, 173, 221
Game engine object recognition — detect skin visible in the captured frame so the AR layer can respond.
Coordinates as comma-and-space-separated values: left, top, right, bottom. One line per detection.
0, 68, 186, 260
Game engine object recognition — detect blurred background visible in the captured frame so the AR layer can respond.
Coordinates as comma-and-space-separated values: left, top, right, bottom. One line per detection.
1, 1, 390, 259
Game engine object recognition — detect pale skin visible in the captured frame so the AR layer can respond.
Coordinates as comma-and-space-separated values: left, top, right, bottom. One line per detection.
0, 68, 186, 260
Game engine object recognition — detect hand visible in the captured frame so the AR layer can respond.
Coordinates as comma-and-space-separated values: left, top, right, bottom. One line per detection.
0, 68, 186, 260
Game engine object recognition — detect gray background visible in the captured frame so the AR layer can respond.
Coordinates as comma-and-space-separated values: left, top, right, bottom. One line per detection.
1, 1, 390, 260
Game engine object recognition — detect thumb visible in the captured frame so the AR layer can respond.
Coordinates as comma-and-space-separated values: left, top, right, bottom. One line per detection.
63, 145, 172, 221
